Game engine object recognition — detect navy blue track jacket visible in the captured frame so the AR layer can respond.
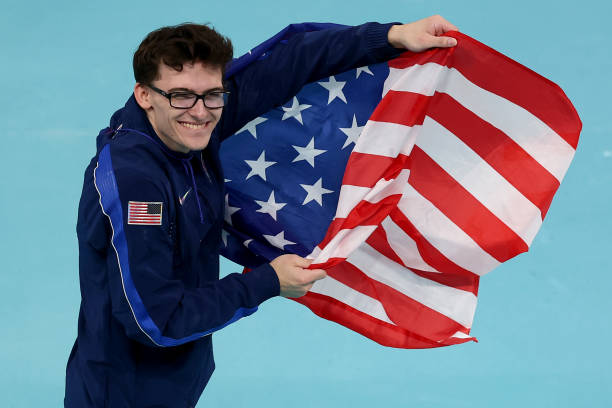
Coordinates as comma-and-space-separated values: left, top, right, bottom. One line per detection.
65, 22, 400, 408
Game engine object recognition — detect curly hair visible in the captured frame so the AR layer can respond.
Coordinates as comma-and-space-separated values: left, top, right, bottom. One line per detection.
133, 23, 233, 84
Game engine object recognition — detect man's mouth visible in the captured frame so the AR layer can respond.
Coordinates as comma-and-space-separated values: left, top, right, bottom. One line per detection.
178, 121, 208, 130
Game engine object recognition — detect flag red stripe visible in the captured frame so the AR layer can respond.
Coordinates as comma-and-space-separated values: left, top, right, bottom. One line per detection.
389, 208, 481, 283
311, 257, 349, 270
295, 292, 438, 348
295, 292, 474, 348
342, 152, 409, 187
388, 33, 581, 149
364, 226, 406, 268
428, 92, 559, 217
368, 90, 428, 126
387, 47, 450, 69
409, 146, 529, 262
316, 195, 401, 250
365, 226, 480, 295
326, 261, 470, 341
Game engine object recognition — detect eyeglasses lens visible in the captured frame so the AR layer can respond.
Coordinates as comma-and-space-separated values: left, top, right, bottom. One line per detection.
170, 94, 197, 109
204, 93, 225, 109
169, 92, 226, 109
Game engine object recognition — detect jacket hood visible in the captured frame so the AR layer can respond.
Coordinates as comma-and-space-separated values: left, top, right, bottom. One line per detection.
95, 94, 163, 154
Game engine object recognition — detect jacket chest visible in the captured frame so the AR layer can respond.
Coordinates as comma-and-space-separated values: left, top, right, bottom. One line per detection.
167, 161, 224, 284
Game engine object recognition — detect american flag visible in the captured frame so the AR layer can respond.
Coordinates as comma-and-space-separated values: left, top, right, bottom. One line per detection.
127, 201, 163, 225
220, 30, 581, 348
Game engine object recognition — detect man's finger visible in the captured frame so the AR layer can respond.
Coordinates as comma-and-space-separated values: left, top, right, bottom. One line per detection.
303, 268, 327, 282
293, 256, 312, 268
432, 15, 459, 33
439, 21, 459, 33
429, 34, 457, 48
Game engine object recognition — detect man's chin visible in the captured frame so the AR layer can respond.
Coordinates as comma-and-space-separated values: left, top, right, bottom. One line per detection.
186, 137, 211, 152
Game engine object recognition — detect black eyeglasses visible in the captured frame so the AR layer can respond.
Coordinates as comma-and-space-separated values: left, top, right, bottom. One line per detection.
148, 85, 230, 109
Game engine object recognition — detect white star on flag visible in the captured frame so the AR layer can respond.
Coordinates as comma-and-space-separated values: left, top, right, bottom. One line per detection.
355, 66, 373, 78
339, 115, 365, 149
224, 194, 240, 225
281, 97, 311, 124
236, 116, 268, 139
245, 151, 276, 181
292, 137, 327, 167
263, 230, 295, 250
318, 76, 347, 104
243, 239, 253, 248
300, 177, 333, 206
255, 191, 287, 221
221, 229, 229, 247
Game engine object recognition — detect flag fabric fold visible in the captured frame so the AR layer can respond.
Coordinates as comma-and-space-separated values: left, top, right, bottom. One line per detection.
220, 28, 581, 348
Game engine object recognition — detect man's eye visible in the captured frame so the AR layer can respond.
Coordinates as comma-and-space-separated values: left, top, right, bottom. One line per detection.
172, 93, 195, 100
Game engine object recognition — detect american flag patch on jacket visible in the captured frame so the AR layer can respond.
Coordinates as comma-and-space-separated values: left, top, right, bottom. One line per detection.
127, 201, 163, 225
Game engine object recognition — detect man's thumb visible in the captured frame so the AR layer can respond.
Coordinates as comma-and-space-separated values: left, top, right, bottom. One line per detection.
304, 268, 327, 282
431, 35, 457, 48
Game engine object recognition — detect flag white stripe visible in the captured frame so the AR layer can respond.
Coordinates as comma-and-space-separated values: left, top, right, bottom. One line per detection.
449, 331, 471, 339
347, 243, 477, 328
353, 121, 418, 157
398, 183, 500, 275
310, 276, 394, 324
383, 63, 444, 97
380, 216, 439, 273
312, 225, 377, 264
437, 66, 575, 181
335, 185, 369, 219
335, 169, 410, 218
385, 63, 575, 181
418, 116, 542, 245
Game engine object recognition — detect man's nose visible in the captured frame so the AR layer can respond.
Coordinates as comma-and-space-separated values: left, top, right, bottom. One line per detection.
189, 98, 208, 117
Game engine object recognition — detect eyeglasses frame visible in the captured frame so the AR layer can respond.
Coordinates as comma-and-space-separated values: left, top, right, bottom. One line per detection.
148, 85, 230, 110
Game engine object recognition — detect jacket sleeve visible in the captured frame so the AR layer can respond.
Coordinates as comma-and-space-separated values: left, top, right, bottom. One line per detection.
93, 143, 279, 347
218, 22, 401, 139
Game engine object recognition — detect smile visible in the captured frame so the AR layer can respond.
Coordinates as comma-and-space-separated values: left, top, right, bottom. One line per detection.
178, 121, 208, 129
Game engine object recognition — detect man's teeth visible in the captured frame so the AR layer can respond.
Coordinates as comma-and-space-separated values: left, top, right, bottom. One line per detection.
180, 122, 206, 129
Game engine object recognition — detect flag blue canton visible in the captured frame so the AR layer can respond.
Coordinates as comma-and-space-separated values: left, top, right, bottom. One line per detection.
220, 62, 390, 265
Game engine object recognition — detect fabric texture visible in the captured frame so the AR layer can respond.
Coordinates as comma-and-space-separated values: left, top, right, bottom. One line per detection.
220, 31, 581, 348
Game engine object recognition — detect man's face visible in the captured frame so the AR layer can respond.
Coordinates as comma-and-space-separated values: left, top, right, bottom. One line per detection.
138, 61, 224, 153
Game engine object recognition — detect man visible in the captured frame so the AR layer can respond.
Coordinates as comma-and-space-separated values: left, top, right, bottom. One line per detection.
65, 15, 458, 407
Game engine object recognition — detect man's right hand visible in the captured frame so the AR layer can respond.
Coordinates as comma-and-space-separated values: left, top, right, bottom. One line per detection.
270, 254, 327, 298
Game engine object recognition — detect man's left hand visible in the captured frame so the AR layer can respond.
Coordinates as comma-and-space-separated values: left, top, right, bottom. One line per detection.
387, 15, 459, 52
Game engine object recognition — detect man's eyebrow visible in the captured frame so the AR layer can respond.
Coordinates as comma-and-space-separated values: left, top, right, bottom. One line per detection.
167, 86, 226, 93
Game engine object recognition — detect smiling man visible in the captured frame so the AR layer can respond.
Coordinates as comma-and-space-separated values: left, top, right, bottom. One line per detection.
65, 17, 458, 408
135, 63, 224, 152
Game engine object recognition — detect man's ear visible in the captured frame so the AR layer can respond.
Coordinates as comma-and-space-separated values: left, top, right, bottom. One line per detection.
134, 83, 152, 110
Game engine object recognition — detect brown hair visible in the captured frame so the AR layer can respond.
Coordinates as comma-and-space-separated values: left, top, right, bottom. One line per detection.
133, 23, 233, 84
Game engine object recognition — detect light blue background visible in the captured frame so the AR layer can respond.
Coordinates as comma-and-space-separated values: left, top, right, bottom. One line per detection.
1, 0, 610, 406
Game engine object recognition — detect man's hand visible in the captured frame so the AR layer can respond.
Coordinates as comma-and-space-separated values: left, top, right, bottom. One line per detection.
270, 254, 327, 298
387, 15, 459, 52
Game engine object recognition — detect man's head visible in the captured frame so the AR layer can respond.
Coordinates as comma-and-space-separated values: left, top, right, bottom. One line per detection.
133, 23, 233, 153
